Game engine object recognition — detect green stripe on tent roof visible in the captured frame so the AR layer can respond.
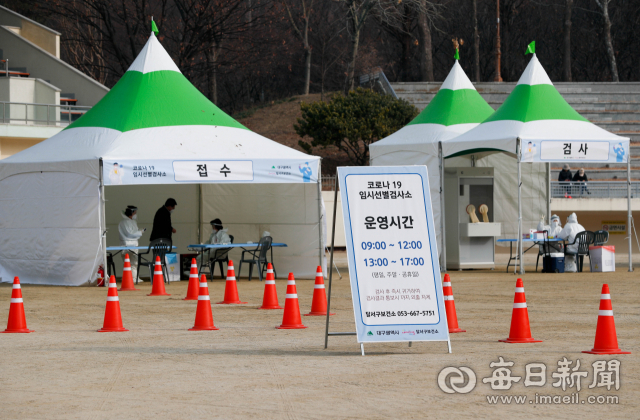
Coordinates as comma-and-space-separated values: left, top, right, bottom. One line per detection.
407, 89, 494, 126
483, 84, 588, 123
66, 70, 247, 132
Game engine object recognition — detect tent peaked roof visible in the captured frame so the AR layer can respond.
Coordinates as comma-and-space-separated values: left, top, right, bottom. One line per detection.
65, 32, 246, 133
483, 54, 587, 124
443, 54, 628, 159
408, 61, 494, 127
127, 32, 181, 74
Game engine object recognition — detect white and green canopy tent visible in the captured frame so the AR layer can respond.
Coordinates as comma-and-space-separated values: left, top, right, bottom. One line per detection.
0, 32, 324, 286
445, 51, 631, 272
369, 60, 494, 263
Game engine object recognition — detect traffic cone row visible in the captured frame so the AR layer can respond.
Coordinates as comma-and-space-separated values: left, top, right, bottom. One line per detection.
217, 261, 246, 304
148, 256, 170, 296
98, 275, 128, 332
442, 274, 465, 333
259, 263, 282, 309
500, 278, 542, 343
305, 266, 334, 316
189, 275, 219, 331
278, 273, 307, 329
119, 254, 139, 291
183, 259, 199, 301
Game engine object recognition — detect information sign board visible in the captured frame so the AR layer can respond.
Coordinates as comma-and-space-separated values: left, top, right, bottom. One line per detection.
337, 166, 450, 345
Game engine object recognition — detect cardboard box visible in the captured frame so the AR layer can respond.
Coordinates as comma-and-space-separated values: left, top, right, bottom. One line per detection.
589, 246, 615, 272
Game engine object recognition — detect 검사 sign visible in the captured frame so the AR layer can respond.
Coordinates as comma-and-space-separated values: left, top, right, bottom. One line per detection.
338, 166, 450, 345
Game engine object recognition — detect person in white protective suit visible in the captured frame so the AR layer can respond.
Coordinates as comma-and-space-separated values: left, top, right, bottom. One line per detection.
558, 213, 585, 272
537, 214, 564, 252
118, 205, 146, 281
195, 219, 231, 268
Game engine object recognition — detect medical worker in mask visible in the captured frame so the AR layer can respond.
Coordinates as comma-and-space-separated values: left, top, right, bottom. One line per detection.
118, 205, 145, 281
538, 214, 564, 253
558, 213, 586, 271
196, 219, 232, 267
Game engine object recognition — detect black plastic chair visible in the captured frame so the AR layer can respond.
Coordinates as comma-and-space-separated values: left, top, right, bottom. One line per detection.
238, 236, 272, 281
201, 235, 234, 280
535, 230, 548, 272
137, 238, 172, 284
564, 231, 595, 272
593, 230, 609, 246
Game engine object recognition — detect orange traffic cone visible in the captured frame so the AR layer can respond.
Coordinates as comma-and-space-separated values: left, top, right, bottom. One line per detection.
499, 278, 542, 343
216, 260, 246, 304
98, 275, 128, 332
119, 253, 139, 291
583, 284, 630, 355
189, 275, 219, 331
2, 277, 33, 333
259, 263, 282, 309
277, 273, 307, 329
442, 274, 465, 333
305, 266, 334, 316
183, 258, 199, 300
148, 256, 170, 296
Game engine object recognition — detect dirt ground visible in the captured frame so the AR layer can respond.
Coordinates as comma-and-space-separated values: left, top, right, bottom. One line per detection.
0, 253, 638, 419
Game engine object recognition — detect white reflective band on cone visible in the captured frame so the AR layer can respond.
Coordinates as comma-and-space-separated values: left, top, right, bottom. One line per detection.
12, 284, 20, 289
123, 267, 131, 271
109, 283, 117, 288
267, 269, 274, 274
443, 282, 451, 287
314, 284, 325, 289
191, 264, 197, 268
265, 280, 276, 284
286, 294, 298, 299
155, 262, 161, 265
198, 295, 211, 300
444, 296, 454, 301
154, 271, 163, 275
513, 303, 527, 308
11, 298, 23, 303
599, 310, 614, 316
601, 294, 611, 300
226, 277, 236, 281
190, 274, 198, 278
199, 283, 207, 287
515, 287, 525, 293
106, 296, 119, 301
287, 281, 295, 285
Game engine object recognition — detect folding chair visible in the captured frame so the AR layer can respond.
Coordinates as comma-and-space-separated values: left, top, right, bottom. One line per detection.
137, 238, 172, 284
200, 235, 234, 280
593, 230, 609, 246
238, 236, 272, 281
564, 231, 595, 272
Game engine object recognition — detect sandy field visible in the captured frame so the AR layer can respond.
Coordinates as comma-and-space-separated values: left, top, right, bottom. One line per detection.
0, 254, 638, 420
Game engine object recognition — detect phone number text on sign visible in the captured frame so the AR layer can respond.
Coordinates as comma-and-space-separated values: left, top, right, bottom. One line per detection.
345, 173, 439, 326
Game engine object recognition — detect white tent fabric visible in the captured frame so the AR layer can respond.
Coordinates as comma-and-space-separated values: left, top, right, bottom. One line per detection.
0, 32, 322, 286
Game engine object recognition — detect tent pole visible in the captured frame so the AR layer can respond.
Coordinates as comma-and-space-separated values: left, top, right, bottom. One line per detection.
628, 157, 633, 272
99, 159, 107, 283
517, 138, 524, 274
316, 173, 324, 272
439, 142, 446, 272
547, 162, 551, 222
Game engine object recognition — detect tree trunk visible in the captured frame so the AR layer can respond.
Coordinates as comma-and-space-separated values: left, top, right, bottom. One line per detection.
563, 0, 573, 81
473, 0, 480, 82
346, 29, 360, 92
600, 0, 619, 82
303, 46, 311, 95
207, 44, 219, 104
494, 0, 502, 81
418, 9, 434, 82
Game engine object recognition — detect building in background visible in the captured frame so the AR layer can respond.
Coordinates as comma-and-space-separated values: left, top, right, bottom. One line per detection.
0, 5, 108, 159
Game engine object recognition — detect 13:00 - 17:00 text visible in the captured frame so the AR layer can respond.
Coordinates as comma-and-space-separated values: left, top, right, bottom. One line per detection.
364, 257, 425, 267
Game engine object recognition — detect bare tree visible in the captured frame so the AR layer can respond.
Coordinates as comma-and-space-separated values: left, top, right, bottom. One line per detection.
417, 4, 434, 81
562, 0, 573, 81
594, 0, 619, 81
282, 0, 314, 95
472, 0, 480, 81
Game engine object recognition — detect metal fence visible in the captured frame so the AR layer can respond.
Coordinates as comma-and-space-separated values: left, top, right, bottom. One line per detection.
551, 181, 640, 198
322, 176, 337, 191
0, 101, 91, 127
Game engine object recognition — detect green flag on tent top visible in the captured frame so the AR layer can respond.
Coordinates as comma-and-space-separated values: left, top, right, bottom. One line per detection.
151, 19, 159, 36
525, 41, 535, 55
454, 48, 459, 60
